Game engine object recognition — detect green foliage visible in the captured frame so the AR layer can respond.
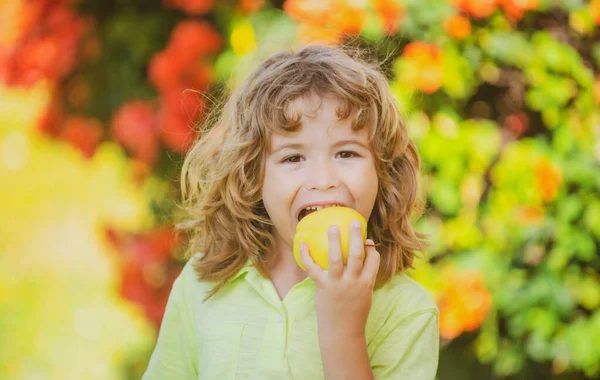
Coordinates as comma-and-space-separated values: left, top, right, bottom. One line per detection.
47, 0, 600, 378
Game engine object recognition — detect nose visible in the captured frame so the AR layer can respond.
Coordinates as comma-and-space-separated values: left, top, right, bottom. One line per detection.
305, 158, 340, 191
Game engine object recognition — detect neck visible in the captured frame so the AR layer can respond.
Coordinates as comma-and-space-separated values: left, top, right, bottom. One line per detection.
266, 233, 308, 299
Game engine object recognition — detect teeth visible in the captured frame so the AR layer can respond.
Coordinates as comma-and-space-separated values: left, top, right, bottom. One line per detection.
303, 204, 341, 212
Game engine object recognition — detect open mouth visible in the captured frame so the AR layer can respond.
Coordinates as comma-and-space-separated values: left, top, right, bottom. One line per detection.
298, 204, 344, 222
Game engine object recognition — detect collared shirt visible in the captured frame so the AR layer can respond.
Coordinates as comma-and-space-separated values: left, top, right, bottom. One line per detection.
143, 257, 439, 379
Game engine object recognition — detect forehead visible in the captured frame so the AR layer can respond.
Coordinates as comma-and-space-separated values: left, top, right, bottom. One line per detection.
288, 91, 361, 120
266, 93, 368, 148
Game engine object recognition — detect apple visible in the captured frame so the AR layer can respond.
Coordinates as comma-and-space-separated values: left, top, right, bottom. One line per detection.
293, 206, 367, 271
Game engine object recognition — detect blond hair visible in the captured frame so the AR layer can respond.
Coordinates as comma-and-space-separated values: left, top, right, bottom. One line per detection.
178, 44, 428, 298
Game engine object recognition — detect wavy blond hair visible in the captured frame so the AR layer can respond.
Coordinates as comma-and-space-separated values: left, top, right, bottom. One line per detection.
178, 44, 428, 298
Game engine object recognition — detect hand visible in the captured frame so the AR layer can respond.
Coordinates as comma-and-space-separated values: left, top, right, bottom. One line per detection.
299, 220, 381, 341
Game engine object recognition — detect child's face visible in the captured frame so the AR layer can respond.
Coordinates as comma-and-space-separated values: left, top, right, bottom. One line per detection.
262, 93, 379, 253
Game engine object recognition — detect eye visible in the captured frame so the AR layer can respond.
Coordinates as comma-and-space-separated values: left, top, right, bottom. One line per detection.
336, 151, 359, 159
281, 154, 304, 163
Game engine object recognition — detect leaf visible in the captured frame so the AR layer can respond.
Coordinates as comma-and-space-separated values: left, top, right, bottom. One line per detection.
481, 32, 532, 68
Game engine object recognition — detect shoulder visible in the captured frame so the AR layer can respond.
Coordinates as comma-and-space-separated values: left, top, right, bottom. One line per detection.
173, 254, 254, 308
367, 272, 438, 336
367, 273, 440, 378
366, 272, 438, 351
172, 255, 216, 304
373, 272, 438, 315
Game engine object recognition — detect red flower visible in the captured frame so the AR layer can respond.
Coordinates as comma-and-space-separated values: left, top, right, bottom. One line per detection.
105, 226, 181, 328
37, 95, 64, 136
112, 100, 160, 166
162, 86, 205, 117
0, 0, 86, 87
148, 51, 185, 91
148, 22, 220, 92
148, 21, 219, 154
60, 116, 104, 158
159, 100, 200, 154
503, 111, 529, 138
169, 21, 222, 66
163, 0, 215, 15
238, 0, 265, 13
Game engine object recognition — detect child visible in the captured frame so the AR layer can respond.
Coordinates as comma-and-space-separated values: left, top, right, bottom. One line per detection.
143, 44, 439, 379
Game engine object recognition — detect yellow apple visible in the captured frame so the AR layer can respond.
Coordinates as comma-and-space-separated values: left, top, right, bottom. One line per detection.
293, 206, 367, 271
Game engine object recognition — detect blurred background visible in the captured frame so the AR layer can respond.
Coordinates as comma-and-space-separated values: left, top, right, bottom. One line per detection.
1, 0, 599, 379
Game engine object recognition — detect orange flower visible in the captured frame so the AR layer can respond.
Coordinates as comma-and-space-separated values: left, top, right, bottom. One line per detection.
591, 0, 600, 25
438, 268, 492, 340
370, 0, 405, 35
284, 0, 332, 24
296, 23, 343, 45
534, 157, 562, 203
449, 0, 498, 19
444, 14, 471, 39
284, 0, 366, 41
332, 6, 365, 35
403, 41, 433, 58
518, 205, 545, 225
112, 100, 160, 166
402, 42, 444, 94
499, 0, 540, 20
0, 0, 26, 45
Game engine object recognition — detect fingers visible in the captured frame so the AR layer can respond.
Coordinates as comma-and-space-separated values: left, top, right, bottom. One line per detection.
327, 225, 344, 279
346, 220, 366, 277
300, 242, 325, 285
360, 239, 380, 286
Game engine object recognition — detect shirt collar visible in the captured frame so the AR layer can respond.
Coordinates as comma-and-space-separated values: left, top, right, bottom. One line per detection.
226, 258, 315, 291
228, 259, 256, 283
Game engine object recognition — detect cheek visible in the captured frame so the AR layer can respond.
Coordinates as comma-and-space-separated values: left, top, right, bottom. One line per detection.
349, 162, 379, 216
261, 165, 298, 215
262, 162, 283, 194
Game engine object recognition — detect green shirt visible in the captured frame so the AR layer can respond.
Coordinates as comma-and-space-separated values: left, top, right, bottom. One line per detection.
143, 257, 439, 379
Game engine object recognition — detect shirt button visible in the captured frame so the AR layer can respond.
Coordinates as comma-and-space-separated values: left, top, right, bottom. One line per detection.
277, 313, 285, 322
